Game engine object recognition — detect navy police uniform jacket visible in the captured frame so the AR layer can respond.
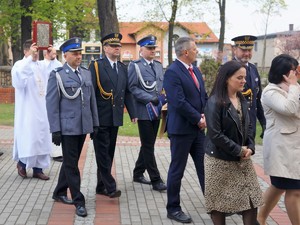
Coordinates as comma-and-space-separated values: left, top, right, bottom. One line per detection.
127, 57, 164, 120
89, 57, 136, 127
46, 63, 99, 135
242, 62, 266, 132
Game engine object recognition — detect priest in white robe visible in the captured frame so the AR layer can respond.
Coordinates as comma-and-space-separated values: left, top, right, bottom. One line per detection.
12, 39, 53, 180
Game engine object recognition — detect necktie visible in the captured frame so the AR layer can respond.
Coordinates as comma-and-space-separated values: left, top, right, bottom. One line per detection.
188, 67, 199, 89
149, 62, 156, 76
75, 70, 82, 83
113, 62, 118, 74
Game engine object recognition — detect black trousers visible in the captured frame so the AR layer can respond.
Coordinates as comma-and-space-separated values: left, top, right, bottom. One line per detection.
133, 120, 161, 183
166, 130, 205, 213
93, 126, 118, 193
53, 135, 86, 207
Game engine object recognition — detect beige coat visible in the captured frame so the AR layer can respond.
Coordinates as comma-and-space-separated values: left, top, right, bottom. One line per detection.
261, 83, 300, 180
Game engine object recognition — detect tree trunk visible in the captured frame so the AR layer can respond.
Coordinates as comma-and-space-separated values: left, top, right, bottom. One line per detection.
97, 0, 119, 38
168, 0, 178, 67
20, 0, 32, 54
0, 41, 9, 65
217, 0, 226, 63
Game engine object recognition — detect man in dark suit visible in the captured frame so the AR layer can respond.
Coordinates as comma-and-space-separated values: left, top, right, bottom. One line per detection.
46, 37, 99, 217
232, 35, 266, 138
89, 33, 137, 198
163, 37, 207, 223
128, 35, 167, 192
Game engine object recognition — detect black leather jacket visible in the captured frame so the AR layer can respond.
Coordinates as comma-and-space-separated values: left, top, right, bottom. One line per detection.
204, 94, 255, 161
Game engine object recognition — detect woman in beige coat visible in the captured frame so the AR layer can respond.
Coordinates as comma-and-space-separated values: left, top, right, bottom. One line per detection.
258, 54, 300, 225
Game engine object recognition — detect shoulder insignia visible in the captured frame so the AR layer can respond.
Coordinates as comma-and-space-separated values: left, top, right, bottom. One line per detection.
54, 67, 63, 72
118, 61, 126, 67
80, 65, 88, 70
153, 60, 161, 64
132, 59, 141, 63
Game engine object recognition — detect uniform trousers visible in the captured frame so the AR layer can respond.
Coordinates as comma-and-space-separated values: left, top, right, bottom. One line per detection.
53, 135, 86, 207
166, 130, 205, 213
133, 120, 162, 184
93, 126, 118, 193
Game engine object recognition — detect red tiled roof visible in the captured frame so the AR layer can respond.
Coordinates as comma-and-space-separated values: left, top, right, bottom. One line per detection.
119, 22, 219, 44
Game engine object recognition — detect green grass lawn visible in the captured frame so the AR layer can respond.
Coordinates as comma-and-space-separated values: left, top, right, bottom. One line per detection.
0, 103, 263, 145
0, 103, 14, 126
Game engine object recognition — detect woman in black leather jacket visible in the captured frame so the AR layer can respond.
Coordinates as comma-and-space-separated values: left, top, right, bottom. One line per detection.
204, 60, 263, 225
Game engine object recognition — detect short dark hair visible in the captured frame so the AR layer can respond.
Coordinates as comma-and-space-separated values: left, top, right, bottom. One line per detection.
23, 39, 32, 51
268, 54, 299, 84
210, 60, 245, 104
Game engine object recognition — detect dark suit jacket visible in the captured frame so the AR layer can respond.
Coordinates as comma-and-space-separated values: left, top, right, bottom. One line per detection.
89, 57, 136, 127
163, 59, 208, 135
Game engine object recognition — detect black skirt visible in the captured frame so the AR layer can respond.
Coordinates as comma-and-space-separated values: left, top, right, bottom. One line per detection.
270, 176, 300, 189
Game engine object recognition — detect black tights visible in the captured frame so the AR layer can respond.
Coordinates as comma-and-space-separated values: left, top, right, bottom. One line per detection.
211, 208, 258, 225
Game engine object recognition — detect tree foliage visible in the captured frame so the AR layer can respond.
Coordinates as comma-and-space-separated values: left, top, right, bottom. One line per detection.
0, 0, 98, 63
200, 57, 220, 96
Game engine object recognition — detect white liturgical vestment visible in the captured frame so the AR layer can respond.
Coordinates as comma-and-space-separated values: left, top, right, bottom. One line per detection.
12, 55, 56, 169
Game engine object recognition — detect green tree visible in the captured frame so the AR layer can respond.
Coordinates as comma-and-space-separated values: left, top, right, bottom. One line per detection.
200, 57, 220, 96
0, 0, 98, 63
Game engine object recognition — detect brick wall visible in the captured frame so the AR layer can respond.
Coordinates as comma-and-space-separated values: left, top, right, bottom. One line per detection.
0, 66, 14, 103
0, 87, 14, 103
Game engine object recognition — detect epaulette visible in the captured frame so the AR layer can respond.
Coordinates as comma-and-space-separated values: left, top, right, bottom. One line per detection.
54, 67, 63, 72
80, 65, 88, 70
132, 59, 141, 63
118, 61, 127, 67
153, 59, 161, 64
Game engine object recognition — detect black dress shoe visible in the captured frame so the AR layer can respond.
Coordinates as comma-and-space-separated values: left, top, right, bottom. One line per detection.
133, 176, 151, 185
52, 195, 74, 205
152, 181, 167, 192
0, 151, 3, 156
108, 189, 121, 198
76, 205, 87, 217
96, 189, 109, 196
52, 156, 63, 162
167, 211, 192, 223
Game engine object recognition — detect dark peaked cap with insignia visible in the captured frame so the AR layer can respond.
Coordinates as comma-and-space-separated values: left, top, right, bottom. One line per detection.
60, 37, 83, 53
137, 35, 157, 47
231, 35, 257, 50
101, 33, 122, 46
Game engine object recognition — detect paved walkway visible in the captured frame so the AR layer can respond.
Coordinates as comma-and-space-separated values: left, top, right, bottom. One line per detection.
0, 126, 291, 225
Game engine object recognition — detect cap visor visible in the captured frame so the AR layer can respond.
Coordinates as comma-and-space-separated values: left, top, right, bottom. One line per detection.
68, 48, 83, 52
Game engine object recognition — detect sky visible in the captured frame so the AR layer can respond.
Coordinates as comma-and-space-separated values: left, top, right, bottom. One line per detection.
116, 0, 300, 44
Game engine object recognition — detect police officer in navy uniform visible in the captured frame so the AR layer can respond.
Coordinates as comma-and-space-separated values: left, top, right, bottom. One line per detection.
232, 35, 266, 138
46, 37, 99, 217
128, 34, 167, 191
89, 33, 137, 198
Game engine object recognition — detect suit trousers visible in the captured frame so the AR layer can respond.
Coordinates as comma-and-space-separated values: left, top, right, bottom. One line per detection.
53, 135, 86, 207
93, 126, 118, 193
133, 120, 162, 183
166, 130, 205, 213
